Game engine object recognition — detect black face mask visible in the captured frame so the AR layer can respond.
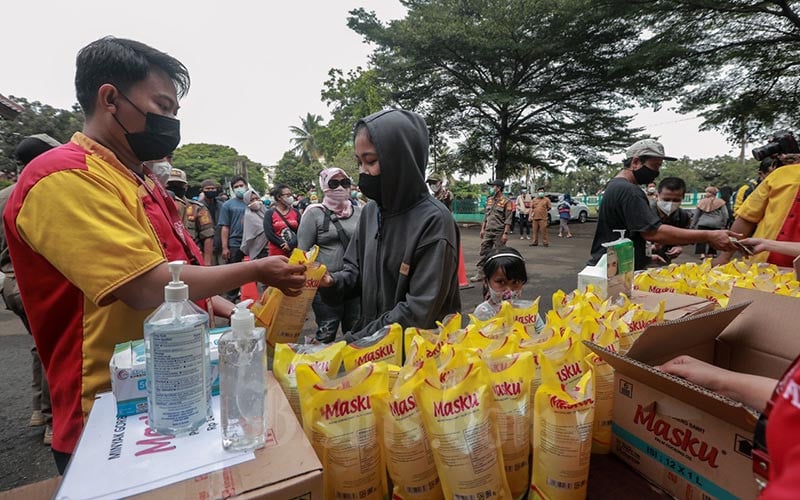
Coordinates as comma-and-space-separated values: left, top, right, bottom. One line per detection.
632, 164, 659, 185
204, 190, 218, 199
113, 92, 181, 162
168, 185, 187, 198
358, 173, 382, 206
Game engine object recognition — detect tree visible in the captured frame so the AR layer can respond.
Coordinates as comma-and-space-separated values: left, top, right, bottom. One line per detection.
172, 143, 267, 194
348, 0, 644, 180
319, 67, 391, 160
271, 151, 321, 195
0, 96, 84, 173
289, 113, 324, 164
659, 156, 757, 192
605, 0, 800, 151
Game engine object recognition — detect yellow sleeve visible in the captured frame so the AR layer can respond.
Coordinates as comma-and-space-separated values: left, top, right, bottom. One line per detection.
736, 177, 770, 224
16, 169, 164, 306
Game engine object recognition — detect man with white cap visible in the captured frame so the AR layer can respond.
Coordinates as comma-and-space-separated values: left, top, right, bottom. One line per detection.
588, 138, 737, 270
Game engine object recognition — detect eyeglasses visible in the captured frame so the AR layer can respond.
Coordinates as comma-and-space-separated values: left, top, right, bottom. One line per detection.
328, 178, 352, 189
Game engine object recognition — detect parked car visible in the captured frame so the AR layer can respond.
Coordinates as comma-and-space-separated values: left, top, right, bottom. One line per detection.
546, 193, 589, 225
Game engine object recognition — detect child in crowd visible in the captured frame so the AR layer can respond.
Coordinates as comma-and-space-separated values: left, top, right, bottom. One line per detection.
473, 247, 545, 332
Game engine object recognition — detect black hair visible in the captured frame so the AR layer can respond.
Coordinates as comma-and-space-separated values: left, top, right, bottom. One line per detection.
14, 136, 58, 166
231, 176, 247, 187
270, 184, 291, 199
657, 177, 686, 194
482, 246, 527, 296
75, 36, 190, 116
353, 121, 372, 142
759, 157, 783, 173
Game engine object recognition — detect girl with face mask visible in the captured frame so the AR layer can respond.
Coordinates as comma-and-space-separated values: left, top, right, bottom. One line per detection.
472, 247, 544, 334
240, 189, 270, 292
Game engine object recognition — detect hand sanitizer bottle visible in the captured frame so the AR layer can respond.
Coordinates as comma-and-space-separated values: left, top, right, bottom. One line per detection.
144, 261, 211, 435
219, 299, 266, 451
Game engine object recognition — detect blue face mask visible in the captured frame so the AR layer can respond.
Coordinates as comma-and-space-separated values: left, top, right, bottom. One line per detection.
234, 187, 246, 199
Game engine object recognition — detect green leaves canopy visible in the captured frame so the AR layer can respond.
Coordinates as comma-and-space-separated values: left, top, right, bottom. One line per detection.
348, 0, 645, 180
171, 143, 267, 194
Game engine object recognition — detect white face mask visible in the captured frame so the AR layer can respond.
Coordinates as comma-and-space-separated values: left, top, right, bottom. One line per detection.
283, 195, 295, 205
647, 187, 656, 194
149, 161, 172, 186
657, 200, 679, 215
487, 287, 522, 304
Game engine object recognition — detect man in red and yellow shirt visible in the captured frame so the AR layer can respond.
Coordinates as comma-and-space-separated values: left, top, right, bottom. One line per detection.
3, 37, 306, 473
715, 160, 800, 267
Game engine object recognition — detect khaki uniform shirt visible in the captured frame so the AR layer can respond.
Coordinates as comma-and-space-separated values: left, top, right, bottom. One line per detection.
175, 197, 215, 245
531, 197, 551, 220
483, 194, 513, 232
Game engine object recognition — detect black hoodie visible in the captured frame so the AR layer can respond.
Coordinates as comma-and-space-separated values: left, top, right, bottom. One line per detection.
320, 109, 461, 341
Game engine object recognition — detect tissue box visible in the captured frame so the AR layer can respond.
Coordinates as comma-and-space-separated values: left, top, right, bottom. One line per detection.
109, 327, 227, 417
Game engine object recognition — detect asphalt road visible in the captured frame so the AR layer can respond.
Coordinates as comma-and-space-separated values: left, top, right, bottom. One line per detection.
0, 220, 600, 492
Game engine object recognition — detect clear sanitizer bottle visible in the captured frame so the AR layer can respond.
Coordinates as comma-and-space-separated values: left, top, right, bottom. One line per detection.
219, 299, 266, 451
144, 260, 211, 435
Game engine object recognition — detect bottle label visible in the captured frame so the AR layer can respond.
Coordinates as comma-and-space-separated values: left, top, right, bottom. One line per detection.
149, 325, 209, 430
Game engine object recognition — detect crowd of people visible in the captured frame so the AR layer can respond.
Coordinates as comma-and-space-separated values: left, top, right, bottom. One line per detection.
3, 35, 800, 497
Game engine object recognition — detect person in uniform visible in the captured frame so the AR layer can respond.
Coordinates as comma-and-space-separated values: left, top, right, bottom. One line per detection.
165, 168, 215, 265
200, 179, 225, 265
426, 175, 453, 211
529, 187, 552, 247
471, 179, 512, 282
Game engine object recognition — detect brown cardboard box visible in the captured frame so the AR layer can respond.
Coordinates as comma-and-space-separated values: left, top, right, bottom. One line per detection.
631, 290, 716, 321
6, 373, 322, 500
587, 287, 800, 500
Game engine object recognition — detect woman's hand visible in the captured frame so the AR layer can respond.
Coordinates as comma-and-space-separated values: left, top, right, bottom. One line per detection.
319, 272, 335, 288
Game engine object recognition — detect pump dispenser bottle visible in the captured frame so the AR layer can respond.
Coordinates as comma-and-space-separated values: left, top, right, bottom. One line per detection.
219, 299, 266, 451
144, 261, 211, 435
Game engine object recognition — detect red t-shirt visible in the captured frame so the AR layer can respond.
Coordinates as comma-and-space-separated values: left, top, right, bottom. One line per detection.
762, 357, 800, 498
267, 208, 299, 256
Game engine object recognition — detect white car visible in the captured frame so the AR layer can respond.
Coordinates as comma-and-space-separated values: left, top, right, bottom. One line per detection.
546, 194, 589, 225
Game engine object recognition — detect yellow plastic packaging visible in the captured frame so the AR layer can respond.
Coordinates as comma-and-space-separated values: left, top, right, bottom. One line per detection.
415, 360, 511, 499
296, 362, 389, 500
272, 341, 345, 423
531, 357, 595, 500
251, 246, 328, 347
484, 352, 535, 499
342, 323, 402, 371
583, 320, 619, 454
373, 361, 443, 500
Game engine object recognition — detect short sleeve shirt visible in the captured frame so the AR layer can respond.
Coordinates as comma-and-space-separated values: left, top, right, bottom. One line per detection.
4, 133, 205, 454
218, 197, 247, 248
589, 178, 661, 270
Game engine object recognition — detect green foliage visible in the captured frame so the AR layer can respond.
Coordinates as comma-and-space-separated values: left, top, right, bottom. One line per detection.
659, 156, 758, 192
272, 151, 321, 195
449, 179, 484, 200
0, 96, 84, 173
605, 0, 800, 149
172, 143, 267, 194
348, 0, 645, 180
547, 163, 619, 196
319, 67, 391, 159
289, 113, 324, 163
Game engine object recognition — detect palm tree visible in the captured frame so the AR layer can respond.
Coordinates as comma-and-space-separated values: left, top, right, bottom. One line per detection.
289, 113, 324, 164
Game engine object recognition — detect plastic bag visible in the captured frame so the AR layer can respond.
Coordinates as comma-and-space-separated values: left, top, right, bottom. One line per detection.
272, 341, 345, 423
251, 246, 328, 348
296, 362, 389, 500
373, 361, 443, 500
531, 357, 595, 500
342, 323, 402, 371
414, 360, 511, 499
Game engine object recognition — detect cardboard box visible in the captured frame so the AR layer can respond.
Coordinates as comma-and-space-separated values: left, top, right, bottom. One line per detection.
587, 287, 800, 500
110, 328, 226, 417
51, 373, 321, 499
631, 290, 716, 322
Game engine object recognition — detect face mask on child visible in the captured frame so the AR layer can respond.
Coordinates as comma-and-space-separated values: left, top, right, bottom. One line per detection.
487, 287, 522, 304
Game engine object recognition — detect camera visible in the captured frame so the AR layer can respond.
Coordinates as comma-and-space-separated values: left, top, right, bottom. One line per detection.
752, 130, 799, 160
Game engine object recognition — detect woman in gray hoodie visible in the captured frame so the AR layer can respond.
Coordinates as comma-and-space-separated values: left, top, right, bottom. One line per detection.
318, 109, 461, 342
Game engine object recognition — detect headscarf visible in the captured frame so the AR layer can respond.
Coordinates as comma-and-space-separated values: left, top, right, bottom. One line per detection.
310, 167, 354, 218
696, 186, 725, 212
240, 188, 268, 259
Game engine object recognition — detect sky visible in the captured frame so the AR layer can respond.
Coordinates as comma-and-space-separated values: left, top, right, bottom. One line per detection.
2, 1, 739, 174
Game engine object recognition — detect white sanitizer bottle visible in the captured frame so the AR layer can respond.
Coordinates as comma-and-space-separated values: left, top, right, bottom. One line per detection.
219, 299, 266, 451
144, 260, 211, 435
